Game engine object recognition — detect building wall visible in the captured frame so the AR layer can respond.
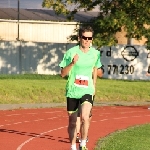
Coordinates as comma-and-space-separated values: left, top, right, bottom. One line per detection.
0, 20, 78, 43
0, 20, 149, 80
115, 29, 147, 45
0, 20, 148, 45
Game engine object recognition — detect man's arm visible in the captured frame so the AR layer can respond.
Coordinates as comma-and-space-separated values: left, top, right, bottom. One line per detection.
97, 68, 103, 78
92, 67, 103, 85
93, 67, 98, 86
60, 54, 79, 78
92, 67, 98, 95
60, 63, 74, 78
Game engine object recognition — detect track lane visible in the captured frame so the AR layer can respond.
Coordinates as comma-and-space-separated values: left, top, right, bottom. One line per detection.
0, 106, 150, 150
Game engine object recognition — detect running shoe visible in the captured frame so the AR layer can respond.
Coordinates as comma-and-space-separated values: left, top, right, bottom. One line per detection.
79, 146, 88, 150
76, 133, 81, 143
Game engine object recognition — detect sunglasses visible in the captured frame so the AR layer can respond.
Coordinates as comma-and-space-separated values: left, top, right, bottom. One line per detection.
81, 35, 93, 40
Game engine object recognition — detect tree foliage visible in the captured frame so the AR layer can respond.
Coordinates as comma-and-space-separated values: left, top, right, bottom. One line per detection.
42, 0, 150, 49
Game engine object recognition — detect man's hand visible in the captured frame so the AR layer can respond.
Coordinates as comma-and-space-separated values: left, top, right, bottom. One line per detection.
60, 54, 79, 78
72, 54, 79, 65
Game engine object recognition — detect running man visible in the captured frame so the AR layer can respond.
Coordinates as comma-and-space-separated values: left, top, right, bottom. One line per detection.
59, 26, 102, 150
76, 68, 103, 143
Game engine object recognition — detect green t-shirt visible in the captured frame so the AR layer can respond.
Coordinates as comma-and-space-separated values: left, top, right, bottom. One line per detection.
59, 45, 102, 98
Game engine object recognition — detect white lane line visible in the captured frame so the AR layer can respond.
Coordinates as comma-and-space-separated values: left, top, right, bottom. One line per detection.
113, 116, 129, 119
5, 111, 64, 117
0, 109, 66, 127
120, 111, 146, 114
94, 110, 147, 116
26, 113, 37, 115
0, 116, 67, 127
13, 122, 23, 125
92, 119, 109, 122
44, 111, 63, 114
91, 114, 150, 123
6, 114, 21, 116
16, 126, 67, 150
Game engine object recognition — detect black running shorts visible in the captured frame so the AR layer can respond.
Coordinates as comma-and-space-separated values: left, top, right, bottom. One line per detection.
77, 95, 95, 117
67, 94, 93, 113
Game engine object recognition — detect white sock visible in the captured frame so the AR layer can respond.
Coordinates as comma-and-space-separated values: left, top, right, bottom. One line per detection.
80, 139, 86, 147
71, 144, 77, 150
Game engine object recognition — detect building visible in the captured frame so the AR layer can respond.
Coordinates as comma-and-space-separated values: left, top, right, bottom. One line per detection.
0, 8, 147, 45
0, 8, 149, 80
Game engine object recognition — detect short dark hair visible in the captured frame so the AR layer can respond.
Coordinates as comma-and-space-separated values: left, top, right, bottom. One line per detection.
79, 26, 94, 37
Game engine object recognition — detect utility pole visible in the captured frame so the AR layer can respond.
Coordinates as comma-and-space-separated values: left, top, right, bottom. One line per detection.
17, 0, 20, 41
17, 0, 22, 74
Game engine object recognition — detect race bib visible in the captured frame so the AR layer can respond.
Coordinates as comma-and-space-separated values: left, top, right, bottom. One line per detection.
74, 75, 89, 88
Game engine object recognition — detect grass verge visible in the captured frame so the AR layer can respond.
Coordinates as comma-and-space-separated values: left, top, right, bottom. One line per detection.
0, 74, 150, 104
95, 124, 150, 150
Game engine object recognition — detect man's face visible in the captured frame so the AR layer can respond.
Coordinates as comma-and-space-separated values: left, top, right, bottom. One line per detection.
79, 32, 93, 49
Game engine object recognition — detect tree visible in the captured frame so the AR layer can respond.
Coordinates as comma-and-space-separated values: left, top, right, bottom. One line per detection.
42, 0, 150, 49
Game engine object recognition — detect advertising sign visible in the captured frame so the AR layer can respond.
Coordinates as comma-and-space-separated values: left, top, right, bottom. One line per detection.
100, 45, 150, 80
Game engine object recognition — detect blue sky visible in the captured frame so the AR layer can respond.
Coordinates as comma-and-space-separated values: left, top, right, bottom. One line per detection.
0, 0, 99, 11
0, 0, 44, 9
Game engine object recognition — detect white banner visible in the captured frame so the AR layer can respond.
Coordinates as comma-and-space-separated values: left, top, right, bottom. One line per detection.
100, 45, 150, 80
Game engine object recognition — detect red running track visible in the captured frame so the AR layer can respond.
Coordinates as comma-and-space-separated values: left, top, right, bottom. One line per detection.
0, 106, 150, 150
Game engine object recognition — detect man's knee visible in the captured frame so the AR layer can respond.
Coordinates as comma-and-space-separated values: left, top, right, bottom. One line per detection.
81, 115, 90, 123
69, 121, 77, 129
89, 111, 92, 118
68, 113, 77, 128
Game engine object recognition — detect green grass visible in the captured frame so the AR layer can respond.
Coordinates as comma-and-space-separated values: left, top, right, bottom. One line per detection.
0, 80, 66, 104
0, 74, 150, 104
0, 74, 63, 80
95, 124, 150, 150
0, 74, 66, 104
96, 79, 150, 102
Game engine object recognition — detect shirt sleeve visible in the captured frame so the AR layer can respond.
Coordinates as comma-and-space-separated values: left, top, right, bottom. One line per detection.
94, 51, 102, 68
59, 51, 71, 68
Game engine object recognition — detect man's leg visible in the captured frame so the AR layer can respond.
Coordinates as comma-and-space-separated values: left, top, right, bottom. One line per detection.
79, 94, 93, 149
76, 104, 81, 142
68, 112, 78, 145
67, 97, 80, 150
86, 112, 92, 142
76, 116, 81, 142
76, 102, 81, 133
80, 103, 92, 140
86, 95, 95, 142
76, 116, 81, 134
78, 105, 93, 143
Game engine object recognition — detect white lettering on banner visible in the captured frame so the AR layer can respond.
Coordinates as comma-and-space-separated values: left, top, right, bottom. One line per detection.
100, 45, 150, 80
74, 75, 89, 88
